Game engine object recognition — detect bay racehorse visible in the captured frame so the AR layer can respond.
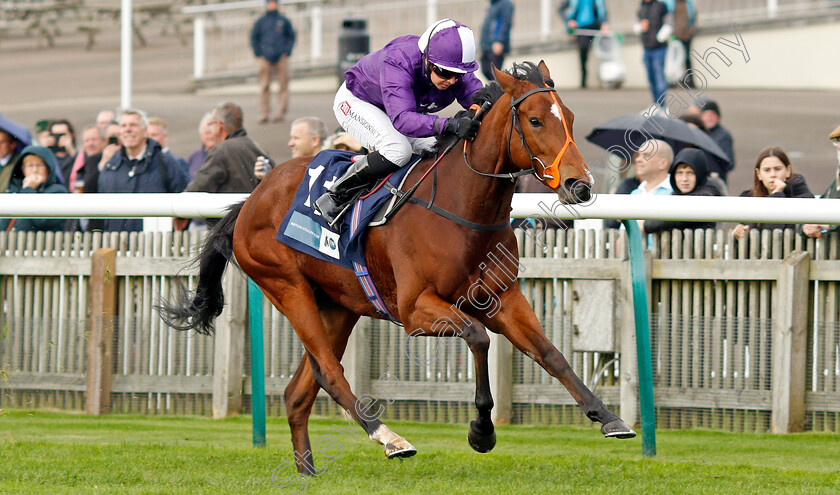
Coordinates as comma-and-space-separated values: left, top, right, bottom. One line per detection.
160, 61, 635, 474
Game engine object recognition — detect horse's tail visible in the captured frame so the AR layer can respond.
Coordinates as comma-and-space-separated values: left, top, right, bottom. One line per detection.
157, 200, 246, 335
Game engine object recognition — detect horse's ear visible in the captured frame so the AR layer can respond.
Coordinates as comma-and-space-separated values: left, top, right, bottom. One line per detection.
537, 60, 551, 80
493, 65, 517, 93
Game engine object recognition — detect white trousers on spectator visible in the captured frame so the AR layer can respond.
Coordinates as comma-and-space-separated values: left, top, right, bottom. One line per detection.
333, 83, 437, 167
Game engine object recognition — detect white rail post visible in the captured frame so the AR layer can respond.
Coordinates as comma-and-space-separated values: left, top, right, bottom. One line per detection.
120, 0, 133, 109
540, 0, 552, 42
426, 0, 438, 27
767, 0, 778, 19
193, 15, 206, 80
310, 5, 322, 63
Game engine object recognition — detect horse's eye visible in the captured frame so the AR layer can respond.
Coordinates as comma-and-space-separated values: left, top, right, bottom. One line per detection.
529, 117, 542, 127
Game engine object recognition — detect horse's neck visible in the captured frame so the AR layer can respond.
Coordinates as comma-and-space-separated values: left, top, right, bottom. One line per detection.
430, 137, 516, 227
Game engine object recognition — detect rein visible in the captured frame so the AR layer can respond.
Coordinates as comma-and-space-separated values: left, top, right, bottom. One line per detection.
462, 83, 582, 190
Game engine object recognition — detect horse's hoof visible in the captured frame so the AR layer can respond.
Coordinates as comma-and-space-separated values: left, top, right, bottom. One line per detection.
468, 420, 496, 453
601, 419, 636, 439
385, 440, 417, 459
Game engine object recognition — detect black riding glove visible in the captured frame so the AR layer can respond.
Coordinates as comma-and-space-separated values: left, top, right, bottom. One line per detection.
442, 116, 480, 141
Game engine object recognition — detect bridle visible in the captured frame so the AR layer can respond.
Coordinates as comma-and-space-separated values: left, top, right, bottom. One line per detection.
463, 83, 584, 190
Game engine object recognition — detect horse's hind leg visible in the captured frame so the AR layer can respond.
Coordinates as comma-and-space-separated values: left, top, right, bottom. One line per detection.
402, 292, 496, 453
489, 291, 636, 439
258, 279, 415, 458
284, 303, 358, 474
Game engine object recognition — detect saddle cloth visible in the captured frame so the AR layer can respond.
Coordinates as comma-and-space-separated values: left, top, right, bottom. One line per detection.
277, 149, 419, 278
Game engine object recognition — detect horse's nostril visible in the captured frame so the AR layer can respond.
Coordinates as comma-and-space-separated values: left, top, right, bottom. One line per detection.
565, 179, 592, 203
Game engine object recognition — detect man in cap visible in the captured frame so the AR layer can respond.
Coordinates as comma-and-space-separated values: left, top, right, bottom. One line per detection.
700, 99, 735, 182
803, 124, 840, 238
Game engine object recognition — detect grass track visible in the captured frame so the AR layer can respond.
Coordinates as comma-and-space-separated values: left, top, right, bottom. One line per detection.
1, 410, 839, 494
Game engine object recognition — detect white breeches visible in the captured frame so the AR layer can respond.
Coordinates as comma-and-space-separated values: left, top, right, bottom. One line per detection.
333, 83, 437, 167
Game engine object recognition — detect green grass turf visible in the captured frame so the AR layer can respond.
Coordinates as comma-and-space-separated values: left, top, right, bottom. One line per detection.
1, 409, 839, 494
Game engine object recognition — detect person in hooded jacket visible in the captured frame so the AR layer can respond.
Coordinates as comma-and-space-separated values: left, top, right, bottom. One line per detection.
732, 146, 814, 240
314, 19, 485, 228
0, 145, 68, 232
642, 147, 720, 234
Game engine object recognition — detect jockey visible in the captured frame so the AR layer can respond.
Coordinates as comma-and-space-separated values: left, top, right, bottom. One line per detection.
315, 19, 485, 227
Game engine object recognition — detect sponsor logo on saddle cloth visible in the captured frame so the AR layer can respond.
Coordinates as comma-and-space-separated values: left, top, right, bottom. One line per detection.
276, 149, 418, 271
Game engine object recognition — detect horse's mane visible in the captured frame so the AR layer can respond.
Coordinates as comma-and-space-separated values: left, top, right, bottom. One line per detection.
434, 61, 554, 151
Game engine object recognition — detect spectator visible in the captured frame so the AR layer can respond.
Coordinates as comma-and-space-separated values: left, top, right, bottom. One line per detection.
147, 117, 189, 175
479, 0, 514, 82
663, 0, 698, 88
630, 139, 674, 196
68, 124, 106, 193
105, 122, 121, 145
803, 125, 840, 238
186, 113, 217, 179
46, 119, 77, 187
184, 102, 273, 229
97, 108, 189, 232
255, 116, 326, 182
635, 0, 670, 108
288, 117, 327, 158
679, 112, 706, 133
62, 124, 107, 231
733, 146, 814, 240
33, 119, 52, 147
603, 152, 642, 229
564, 0, 608, 89
77, 125, 108, 232
700, 99, 735, 182
0, 145, 68, 233
251, 0, 296, 124
96, 110, 115, 131
643, 148, 720, 234
0, 119, 28, 192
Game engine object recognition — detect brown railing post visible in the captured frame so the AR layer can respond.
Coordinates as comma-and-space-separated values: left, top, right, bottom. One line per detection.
86, 247, 116, 415
772, 251, 809, 433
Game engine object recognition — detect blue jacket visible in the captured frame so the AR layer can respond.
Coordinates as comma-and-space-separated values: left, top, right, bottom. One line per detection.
565, 0, 608, 28
250, 11, 296, 63
480, 0, 514, 53
97, 138, 189, 232
344, 35, 484, 138
0, 145, 68, 232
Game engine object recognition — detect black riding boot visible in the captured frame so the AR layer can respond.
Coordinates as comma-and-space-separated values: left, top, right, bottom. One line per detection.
315, 152, 398, 228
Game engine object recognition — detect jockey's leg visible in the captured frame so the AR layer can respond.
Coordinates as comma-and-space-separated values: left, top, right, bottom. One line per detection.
314, 150, 400, 228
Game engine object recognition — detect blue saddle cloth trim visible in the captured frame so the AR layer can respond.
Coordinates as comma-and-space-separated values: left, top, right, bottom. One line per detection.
276, 149, 418, 323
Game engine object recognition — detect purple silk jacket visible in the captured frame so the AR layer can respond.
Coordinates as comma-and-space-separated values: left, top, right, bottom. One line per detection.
344, 35, 484, 138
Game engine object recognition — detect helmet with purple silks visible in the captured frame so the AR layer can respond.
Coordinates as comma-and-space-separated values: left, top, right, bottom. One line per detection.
417, 19, 479, 74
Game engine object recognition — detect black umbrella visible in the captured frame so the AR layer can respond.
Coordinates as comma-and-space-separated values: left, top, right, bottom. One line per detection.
585, 113, 731, 174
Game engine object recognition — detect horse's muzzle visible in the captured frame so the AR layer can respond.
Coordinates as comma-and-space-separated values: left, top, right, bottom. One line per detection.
564, 178, 592, 204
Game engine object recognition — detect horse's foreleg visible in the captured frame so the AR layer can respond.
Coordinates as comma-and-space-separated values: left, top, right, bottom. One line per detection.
402, 292, 496, 452
284, 304, 359, 474
488, 291, 636, 439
